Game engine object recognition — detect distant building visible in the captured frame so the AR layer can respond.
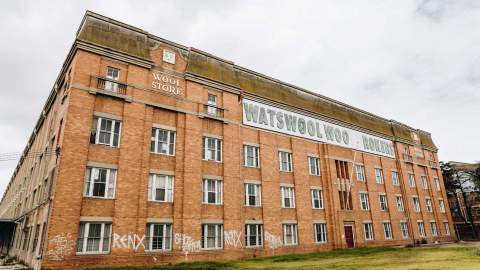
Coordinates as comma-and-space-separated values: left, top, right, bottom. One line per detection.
0, 11, 456, 270
445, 161, 480, 239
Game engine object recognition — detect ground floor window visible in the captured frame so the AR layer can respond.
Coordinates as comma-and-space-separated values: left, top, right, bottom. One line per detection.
383, 222, 393, 240
314, 223, 327, 243
417, 222, 426, 238
201, 224, 223, 249
283, 224, 298, 245
146, 223, 172, 251
443, 222, 450, 235
400, 221, 409, 238
245, 224, 263, 247
363, 223, 374, 240
430, 222, 438, 236
76, 222, 111, 254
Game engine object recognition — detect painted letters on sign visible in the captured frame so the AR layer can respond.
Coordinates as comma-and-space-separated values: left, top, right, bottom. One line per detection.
151, 72, 181, 95
242, 99, 395, 158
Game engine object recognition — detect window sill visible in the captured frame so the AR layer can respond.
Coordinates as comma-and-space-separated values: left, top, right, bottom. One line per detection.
76, 251, 110, 256
201, 248, 224, 251
150, 152, 175, 157
202, 159, 223, 163
314, 241, 327, 245
245, 205, 262, 208
244, 165, 260, 169
148, 200, 173, 204
145, 250, 173, 253
83, 196, 115, 200
91, 143, 119, 149
202, 203, 223, 206
245, 245, 263, 249
312, 208, 325, 210
284, 243, 298, 246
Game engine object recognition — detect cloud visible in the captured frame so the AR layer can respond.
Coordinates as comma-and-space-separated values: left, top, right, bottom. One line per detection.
1, 0, 480, 196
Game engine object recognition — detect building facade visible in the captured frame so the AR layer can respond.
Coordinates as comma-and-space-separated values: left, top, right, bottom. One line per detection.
0, 11, 456, 269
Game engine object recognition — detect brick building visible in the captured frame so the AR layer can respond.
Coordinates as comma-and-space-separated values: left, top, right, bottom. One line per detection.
0, 11, 456, 269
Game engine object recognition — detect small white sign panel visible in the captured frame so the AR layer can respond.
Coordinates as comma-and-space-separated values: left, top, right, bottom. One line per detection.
242, 99, 395, 158
163, 50, 176, 64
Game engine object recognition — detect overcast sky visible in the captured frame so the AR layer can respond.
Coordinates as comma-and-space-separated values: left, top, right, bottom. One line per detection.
1, 0, 480, 196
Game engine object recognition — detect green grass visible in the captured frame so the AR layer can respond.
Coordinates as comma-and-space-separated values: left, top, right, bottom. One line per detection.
88, 246, 480, 270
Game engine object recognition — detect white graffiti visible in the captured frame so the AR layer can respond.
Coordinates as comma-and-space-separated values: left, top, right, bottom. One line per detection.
112, 233, 145, 251
47, 233, 75, 261
174, 233, 201, 253
264, 231, 283, 249
224, 230, 242, 248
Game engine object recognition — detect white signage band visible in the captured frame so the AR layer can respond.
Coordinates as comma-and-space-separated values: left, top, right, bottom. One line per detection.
242, 99, 395, 158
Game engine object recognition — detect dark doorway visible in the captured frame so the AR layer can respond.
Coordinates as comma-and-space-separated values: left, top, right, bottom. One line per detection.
344, 225, 355, 248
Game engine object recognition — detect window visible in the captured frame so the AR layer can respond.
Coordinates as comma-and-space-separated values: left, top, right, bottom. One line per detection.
360, 192, 370, 211
202, 224, 223, 249
400, 221, 409, 238
383, 222, 393, 240
148, 174, 174, 202
244, 145, 260, 168
314, 223, 327, 243
308, 156, 320, 176
90, 117, 121, 147
76, 222, 111, 254
421, 176, 428, 190
430, 222, 438, 236
32, 224, 40, 253
375, 168, 384, 184
146, 223, 172, 251
245, 224, 263, 247
281, 186, 295, 208
413, 197, 420, 212
434, 177, 441, 191
443, 222, 450, 235
202, 137, 222, 162
207, 94, 218, 115
439, 200, 446, 213
311, 189, 324, 209
408, 174, 416, 187
417, 222, 426, 237
355, 165, 365, 181
245, 183, 261, 207
392, 171, 400, 186
203, 179, 222, 204
83, 167, 116, 199
283, 224, 298, 245
278, 151, 292, 172
150, 128, 175, 155
396, 195, 405, 212
105, 67, 120, 92
336, 160, 352, 210
364, 223, 374, 240
426, 198, 433, 212
379, 194, 388, 211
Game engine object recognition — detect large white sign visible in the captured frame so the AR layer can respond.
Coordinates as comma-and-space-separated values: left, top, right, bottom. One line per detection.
242, 99, 395, 158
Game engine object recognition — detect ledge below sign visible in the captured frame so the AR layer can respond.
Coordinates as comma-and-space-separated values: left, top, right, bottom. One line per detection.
242, 99, 395, 158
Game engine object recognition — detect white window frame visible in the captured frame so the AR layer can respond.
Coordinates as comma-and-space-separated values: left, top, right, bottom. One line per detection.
375, 168, 384, 184
379, 194, 388, 211
314, 223, 327, 243
443, 222, 450, 235
105, 67, 120, 92
281, 186, 295, 208
413, 197, 421, 212
203, 179, 223, 205
434, 177, 441, 191
417, 222, 426, 237
245, 183, 261, 207
383, 222, 393, 240
364, 223, 374, 240
202, 137, 222, 162
278, 151, 293, 172
151, 128, 176, 156
201, 224, 223, 250
400, 221, 409, 238
83, 167, 116, 199
426, 198, 433, 212
207, 94, 218, 116
421, 176, 429, 190
430, 222, 438, 236
355, 165, 365, 181
283, 224, 298, 246
148, 174, 174, 202
439, 200, 446, 213
396, 195, 405, 212
360, 192, 370, 211
92, 117, 122, 147
308, 156, 320, 176
245, 224, 263, 247
146, 223, 172, 251
244, 145, 260, 168
311, 189, 324, 209
392, 171, 400, 186
408, 173, 416, 187
76, 222, 111, 254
